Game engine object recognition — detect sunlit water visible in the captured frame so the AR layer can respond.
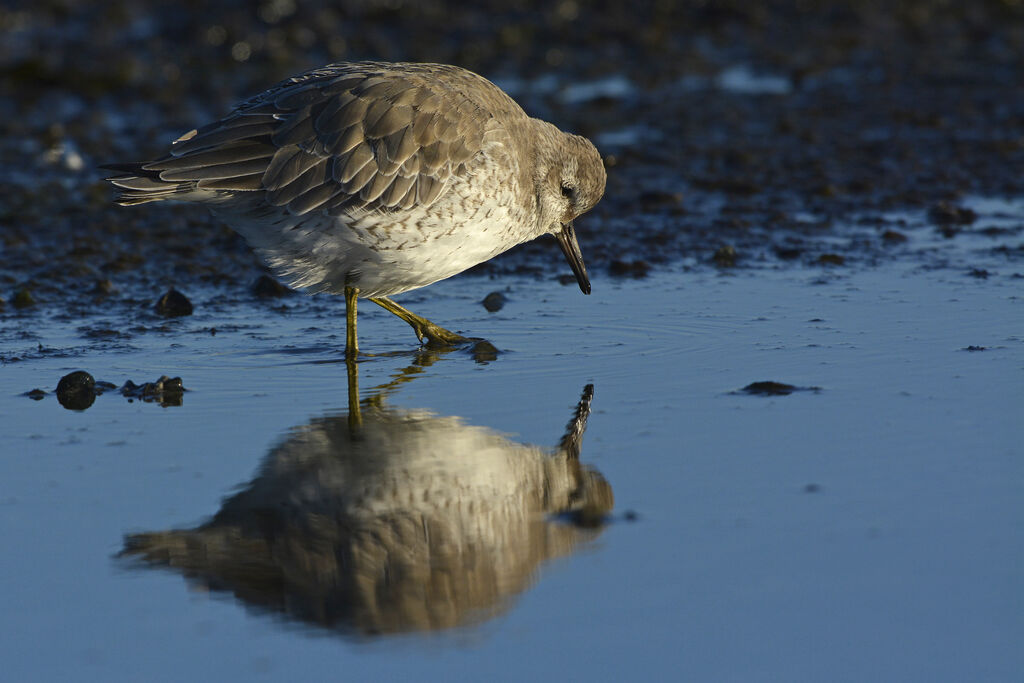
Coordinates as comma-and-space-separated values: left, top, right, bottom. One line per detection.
1, 246, 1021, 680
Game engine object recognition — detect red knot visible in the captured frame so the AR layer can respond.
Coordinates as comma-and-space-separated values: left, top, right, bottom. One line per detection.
106, 62, 606, 356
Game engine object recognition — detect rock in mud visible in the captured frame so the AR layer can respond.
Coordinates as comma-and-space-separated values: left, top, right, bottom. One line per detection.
481, 291, 507, 312
12, 289, 35, 309
608, 259, 651, 278
929, 202, 977, 226
56, 370, 96, 410
713, 245, 738, 267
818, 253, 845, 265
25, 388, 46, 400
251, 275, 293, 298
739, 381, 822, 396
155, 289, 193, 317
121, 375, 186, 406
469, 340, 500, 363
92, 279, 115, 296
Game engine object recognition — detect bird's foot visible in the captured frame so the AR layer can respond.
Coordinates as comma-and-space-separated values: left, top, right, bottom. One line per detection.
415, 321, 472, 348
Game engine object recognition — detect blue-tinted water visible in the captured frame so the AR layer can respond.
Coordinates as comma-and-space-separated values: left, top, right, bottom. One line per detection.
1, 255, 1021, 681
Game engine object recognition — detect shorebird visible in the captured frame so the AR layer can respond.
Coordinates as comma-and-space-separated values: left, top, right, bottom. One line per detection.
106, 62, 606, 356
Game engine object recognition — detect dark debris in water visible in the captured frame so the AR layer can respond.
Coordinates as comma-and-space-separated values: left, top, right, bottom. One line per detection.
121, 376, 186, 407
56, 370, 96, 410
608, 259, 651, 278
155, 289, 193, 317
713, 245, 738, 267
817, 253, 846, 266
481, 291, 507, 312
737, 381, 822, 396
469, 340, 500, 363
45, 371, 186, 410
251, 275, 294, 299
929, 202, 978, 226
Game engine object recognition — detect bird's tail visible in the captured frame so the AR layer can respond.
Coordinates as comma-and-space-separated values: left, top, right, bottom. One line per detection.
101, 163, 199, 206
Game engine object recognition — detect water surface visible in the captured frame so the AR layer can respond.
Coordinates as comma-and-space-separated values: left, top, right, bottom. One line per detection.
1, 256, 1020, 681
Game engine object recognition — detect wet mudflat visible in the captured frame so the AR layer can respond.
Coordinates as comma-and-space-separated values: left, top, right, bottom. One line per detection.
1, 231, 1021, 680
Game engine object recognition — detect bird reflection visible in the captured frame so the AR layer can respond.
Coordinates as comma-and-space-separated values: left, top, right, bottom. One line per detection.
121, 358, 612, 637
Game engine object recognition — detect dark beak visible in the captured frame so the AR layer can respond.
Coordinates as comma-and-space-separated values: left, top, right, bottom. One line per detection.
556, 222, 591, 295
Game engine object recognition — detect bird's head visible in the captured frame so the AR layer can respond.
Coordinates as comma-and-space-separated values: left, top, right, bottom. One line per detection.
532, 125, 606, 295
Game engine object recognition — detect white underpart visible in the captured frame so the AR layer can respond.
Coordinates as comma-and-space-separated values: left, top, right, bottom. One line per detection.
212, 141, 537, 298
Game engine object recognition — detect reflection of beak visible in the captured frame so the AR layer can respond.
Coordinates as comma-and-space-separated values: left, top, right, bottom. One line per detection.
556, 222, 591, 295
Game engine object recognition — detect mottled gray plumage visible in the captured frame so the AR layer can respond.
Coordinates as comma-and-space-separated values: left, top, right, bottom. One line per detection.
107, 62, 605, 350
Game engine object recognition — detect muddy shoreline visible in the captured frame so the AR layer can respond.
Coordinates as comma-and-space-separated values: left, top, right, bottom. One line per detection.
2, 1, 1021, 317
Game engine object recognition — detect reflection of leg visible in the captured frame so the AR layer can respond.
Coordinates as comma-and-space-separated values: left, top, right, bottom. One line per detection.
345, 286, 359, 359
368, 296, 471, 347
345, 356, 362, 430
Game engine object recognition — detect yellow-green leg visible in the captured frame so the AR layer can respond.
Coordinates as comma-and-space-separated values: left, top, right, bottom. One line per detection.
345, 286, 359, 359
368, 296, 471, 347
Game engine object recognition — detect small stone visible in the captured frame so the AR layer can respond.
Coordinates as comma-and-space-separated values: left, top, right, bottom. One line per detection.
481, 291, 507, 312
556, 274, 578, 286
470, 340, 499, 362
742, 381, 797, 396
12, 289, 35, 308
818, 253, 845, 265
929, 201, 977, 226
25, 388, 46, 400
968, 268, 989, 279
608, 259, 650, 278
638, 190, 683, 208
56, 370, 96, 410
251, 274, 293, 298
881, 230, 908, 243
713, 245, 737, 267
155, 289, 193, 317
92, 279, 115, 296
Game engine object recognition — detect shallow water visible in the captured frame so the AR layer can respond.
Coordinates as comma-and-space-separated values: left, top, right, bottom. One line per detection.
1, 242, 1021, 680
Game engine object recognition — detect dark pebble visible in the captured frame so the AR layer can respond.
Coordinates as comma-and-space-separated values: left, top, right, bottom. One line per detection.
481, 291, 507, 312
121, 375, 186, 406
742, 381, 798, 396
12, 289, 35, 309
963, 345, 986, 351
25, 388, 46, 400
557, 274, 578, 286
881, 230, 908, 243
929, 201, 977, 226
56, 370, 96, 410
251, 274, 293, 298
968, 268, 989, 279
155, 289, 193, 317
470, 340, 499, 363
638, 190, 683, 208
92, 279, 115, 296
608, 259, 650, 278
713, 245, 737, 267
818, 253, 845, 265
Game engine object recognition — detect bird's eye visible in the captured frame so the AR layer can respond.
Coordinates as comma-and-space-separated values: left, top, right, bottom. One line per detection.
561, 184, 575, 199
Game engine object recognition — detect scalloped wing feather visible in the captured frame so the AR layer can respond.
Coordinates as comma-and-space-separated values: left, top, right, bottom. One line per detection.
125, 63, 529, 216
